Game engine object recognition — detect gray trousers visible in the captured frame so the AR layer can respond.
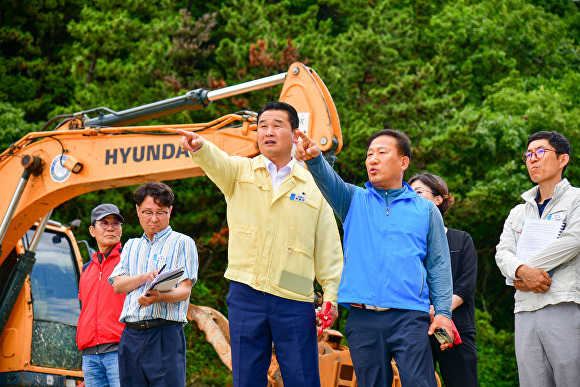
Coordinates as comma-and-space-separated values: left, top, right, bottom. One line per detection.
515, 302, 580, 387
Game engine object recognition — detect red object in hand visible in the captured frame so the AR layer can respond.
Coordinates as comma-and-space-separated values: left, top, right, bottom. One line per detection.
317, 301, 332, 335
449, 319, 462, 347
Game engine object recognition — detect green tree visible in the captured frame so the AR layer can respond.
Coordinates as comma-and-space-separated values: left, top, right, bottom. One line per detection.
0, 102, 36, 150
0, 0, 83, 122
61, 1, 181, 117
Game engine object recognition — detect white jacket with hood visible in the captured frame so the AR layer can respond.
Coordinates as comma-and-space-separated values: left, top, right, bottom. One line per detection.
496, 178, 580, 313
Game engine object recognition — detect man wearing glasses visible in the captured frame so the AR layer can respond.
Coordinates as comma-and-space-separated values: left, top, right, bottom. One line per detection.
109, 181, 198, 387
496, 131, 580, 387
77, 204, 125, 387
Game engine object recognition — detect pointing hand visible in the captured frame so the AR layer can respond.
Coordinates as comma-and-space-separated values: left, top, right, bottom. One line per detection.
177, 129, 204, 152
294, 130, 321, 162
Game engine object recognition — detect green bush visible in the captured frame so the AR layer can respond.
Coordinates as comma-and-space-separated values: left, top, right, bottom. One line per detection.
476, 308, 519, 387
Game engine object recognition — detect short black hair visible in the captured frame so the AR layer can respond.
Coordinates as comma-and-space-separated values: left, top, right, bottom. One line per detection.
257, 101, 299, 131
366, 128, 411, 159
134, 181, 174, 208
527, 131, 571, 175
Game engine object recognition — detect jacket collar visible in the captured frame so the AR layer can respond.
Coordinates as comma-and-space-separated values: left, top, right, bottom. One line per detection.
521, 178, 570, 204
92, 241, 122, 263
251, 154, 308, 182
364, 180, 418, 200
250, 154, 308, 204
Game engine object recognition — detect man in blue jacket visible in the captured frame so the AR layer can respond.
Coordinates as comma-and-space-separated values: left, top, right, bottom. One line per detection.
296, 128, 453, 387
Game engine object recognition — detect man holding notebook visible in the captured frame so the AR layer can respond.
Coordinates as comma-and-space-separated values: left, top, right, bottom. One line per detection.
109, 181, 198, 387
495, 131, 580, 387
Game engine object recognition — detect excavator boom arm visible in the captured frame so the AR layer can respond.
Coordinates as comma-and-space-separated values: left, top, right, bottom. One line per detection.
82, 73, 287, 128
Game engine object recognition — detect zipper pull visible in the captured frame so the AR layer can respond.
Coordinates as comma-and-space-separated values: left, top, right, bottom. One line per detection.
387, 206, 389, 216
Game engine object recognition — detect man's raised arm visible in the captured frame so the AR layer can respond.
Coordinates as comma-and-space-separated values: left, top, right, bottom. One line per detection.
295, 130, 354, 223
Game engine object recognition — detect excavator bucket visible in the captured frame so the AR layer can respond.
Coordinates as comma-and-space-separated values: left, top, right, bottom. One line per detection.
278, 62, 342, 154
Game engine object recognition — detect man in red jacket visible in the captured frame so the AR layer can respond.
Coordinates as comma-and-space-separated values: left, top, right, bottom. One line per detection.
77, 204, 126, 387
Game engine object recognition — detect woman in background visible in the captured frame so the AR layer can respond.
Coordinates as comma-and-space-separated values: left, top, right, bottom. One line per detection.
408, 172, 478, 387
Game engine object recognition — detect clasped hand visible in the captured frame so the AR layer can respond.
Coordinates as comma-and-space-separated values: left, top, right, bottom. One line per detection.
514, 265, 551, 293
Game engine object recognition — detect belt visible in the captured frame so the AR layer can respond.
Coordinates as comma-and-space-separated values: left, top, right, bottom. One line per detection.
82, 342, 119, 355
125, 318, 180, 330
350, 303, 390, 312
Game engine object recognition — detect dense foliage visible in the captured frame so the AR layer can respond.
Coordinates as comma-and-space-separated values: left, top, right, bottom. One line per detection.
2, 0, 579, 385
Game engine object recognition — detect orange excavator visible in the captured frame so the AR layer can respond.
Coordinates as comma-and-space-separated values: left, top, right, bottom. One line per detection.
0, 62, 438, 386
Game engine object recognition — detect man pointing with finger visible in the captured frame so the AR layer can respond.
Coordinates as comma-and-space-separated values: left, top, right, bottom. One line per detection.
295, 128, 453, 387
177, 101, 343, 387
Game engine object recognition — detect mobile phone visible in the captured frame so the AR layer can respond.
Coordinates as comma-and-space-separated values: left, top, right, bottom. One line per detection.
433, 327, 453, 345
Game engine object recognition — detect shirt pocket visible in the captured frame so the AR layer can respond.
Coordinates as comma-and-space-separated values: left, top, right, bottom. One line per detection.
227, 224, 260, 272
231, 175, 269, 213
276, 240, 315, 296
282, 193, 321, 236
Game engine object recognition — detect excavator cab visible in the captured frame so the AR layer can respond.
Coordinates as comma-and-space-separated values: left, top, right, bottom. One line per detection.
24, 225, 82, 371
0, 222, 84, 386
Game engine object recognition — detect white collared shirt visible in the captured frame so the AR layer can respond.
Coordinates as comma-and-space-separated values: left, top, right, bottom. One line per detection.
262, 155, 295, 192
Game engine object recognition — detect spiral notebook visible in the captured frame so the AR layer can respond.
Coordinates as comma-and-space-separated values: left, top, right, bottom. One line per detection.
147, 266, 185, 292
507, 218, 565, 286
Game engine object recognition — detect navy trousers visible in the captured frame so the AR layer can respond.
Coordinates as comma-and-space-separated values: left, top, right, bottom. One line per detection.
345, 307, 437, 387
227, 281, 320, 387
118, 323, 186, 387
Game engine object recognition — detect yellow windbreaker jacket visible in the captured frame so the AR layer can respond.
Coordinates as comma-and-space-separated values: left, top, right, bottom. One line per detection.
190, 140, 343, 304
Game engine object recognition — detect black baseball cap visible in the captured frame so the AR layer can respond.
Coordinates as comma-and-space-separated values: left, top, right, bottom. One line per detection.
91, 203, 124, 225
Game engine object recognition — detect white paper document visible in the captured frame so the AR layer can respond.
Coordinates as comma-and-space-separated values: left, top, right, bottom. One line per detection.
507, 218, 564, 286
147, 266, 185, 292
136, 266, 186, 312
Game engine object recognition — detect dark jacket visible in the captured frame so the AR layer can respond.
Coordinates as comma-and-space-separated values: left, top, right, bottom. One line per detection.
447, 228, 477, 333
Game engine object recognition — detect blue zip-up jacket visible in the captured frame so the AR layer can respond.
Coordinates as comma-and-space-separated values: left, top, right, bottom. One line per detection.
305, 154, 452, 318
341, 182, 432, 311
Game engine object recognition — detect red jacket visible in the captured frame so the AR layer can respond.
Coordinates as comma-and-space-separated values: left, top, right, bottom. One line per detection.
77, 242, 125, 351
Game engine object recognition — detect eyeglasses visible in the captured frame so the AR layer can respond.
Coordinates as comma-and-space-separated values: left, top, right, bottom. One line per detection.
522, 148, 559, 163
97, 220, 122, 229
141, 210, 168, 219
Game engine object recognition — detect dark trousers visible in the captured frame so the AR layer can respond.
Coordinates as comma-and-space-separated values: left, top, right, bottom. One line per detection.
118, 323, 186, 387
227, 281, 320, 387
430, 331, 478, 387
345, 307, 437, 387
